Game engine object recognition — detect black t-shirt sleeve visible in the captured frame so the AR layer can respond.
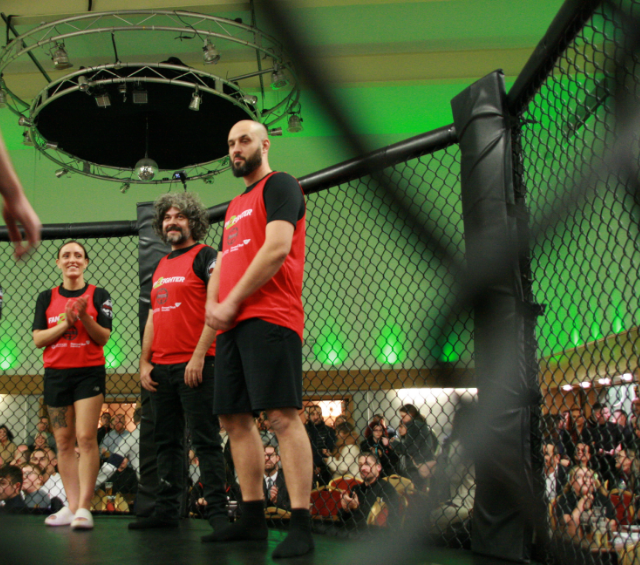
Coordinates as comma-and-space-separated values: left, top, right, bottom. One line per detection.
93, 288, 113, 330
263, 172, 305, 227
193, 246, 218, 284
32, 290, 53, 331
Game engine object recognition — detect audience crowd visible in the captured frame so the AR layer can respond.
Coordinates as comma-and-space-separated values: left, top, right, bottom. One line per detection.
545, 401, 640, 541
0, 401, 477, 534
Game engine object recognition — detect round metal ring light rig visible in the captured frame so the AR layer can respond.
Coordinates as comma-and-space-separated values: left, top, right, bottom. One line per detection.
0, 10, 301, 188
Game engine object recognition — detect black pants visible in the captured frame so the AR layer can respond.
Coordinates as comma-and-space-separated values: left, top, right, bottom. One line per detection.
150, 357, 226, 522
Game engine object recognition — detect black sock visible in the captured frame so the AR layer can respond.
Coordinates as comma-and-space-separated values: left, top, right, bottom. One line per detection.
272, 509, 314, 558
201, 500, 268, 543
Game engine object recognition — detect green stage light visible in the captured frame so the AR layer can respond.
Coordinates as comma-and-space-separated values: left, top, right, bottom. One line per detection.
104, 339, 124, 369
0, 337, 18, 370
375, 324, 406, 365
439, 340, 460, 363
314, 325, 348, 365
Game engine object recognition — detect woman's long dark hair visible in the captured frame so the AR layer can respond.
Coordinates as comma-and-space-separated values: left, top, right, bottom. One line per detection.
399, 404, 426, 422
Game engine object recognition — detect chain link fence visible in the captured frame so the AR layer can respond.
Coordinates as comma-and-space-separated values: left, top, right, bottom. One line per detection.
0, 137, 476, 544
515, 0, 640, 562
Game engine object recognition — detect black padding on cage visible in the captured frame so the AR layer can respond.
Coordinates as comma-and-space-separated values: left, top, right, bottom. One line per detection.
0, 220, 138, 242
135, 201, 171, 516
452, 71, 534, 562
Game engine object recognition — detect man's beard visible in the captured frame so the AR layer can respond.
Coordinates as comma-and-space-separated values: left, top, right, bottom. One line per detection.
164, 226, 190, 245
232, 147, 262, 178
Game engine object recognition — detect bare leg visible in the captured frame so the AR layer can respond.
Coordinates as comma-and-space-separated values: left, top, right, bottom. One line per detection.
221, 413, 264, 501
74, 394, 103, 511
267, 408, 312, 508
201, 412, 267, 543
48, 405, 79, 513
268, 407, 314, 557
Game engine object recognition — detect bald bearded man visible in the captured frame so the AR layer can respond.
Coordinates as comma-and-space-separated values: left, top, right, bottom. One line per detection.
204, 120, 313, 558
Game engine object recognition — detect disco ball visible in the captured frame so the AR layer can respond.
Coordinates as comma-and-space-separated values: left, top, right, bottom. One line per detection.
135, 157, 158, 181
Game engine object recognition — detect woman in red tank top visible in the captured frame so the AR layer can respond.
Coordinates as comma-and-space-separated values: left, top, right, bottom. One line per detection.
32, 241, 111, 530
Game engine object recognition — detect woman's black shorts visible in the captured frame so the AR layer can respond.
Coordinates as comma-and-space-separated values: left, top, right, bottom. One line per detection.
43, 365, 106, 407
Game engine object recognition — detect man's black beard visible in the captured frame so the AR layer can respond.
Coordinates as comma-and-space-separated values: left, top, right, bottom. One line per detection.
232, 148, 262, 178
163, 226, 189, 245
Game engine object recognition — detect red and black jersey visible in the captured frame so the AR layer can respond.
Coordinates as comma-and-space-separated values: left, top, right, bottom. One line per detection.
219, 172, 306, 341
151, 243, 216, 364
41, 284, 107, 369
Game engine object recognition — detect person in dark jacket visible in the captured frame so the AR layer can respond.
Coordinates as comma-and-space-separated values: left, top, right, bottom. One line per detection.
0, 465, 27, 513
305, 405, 336, 486
393, 404, 438, 488
360, 422, 399, 477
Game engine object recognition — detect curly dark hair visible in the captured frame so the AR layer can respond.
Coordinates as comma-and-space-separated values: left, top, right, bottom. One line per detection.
152, 192, 209, 243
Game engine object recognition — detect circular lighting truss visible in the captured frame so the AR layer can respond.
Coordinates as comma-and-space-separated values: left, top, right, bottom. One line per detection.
0, 10, 301, 184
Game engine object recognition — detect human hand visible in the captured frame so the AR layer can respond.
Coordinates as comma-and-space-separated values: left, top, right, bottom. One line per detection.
74, 296, 89, 321
64, 299, 78, 327
381, 437, 389, 447
205, 299, 238, 331
2, 193, 41, 260
184, 356, 204, 388
139, 359, 158, 392
269, 485, 278, 504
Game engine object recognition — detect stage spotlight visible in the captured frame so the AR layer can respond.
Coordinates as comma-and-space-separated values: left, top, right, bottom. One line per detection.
203, 39, 220, 64
78, 75, 89, 92
45, 141, 58, 150
271, 65, 288, 90
94, 89, 111, 108
287, 114, 303, 133
242, 95, 258, 105
135, 157, 158, 181
55, 168, 68, 178
18, 116, 32, 127
52, 42, 72, 70
22, 130, 34, 146
118, 82, 127, 101
268, 127, 283, 136
120, 183, 130, 194
189, 87, 202, 111
133, 83, 148, 104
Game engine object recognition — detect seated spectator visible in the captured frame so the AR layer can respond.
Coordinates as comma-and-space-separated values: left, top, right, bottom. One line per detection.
188, 449, 201, 486
625, 417, 640, 454
360, 422, 399, 477
30, 448, 66, 508
11, 446, 31, 466
428, 402, 476, 532
574, 443, 594, 470
0, 424, 17, 464
96, 451, 138, 497
20, 463, 51, 509
263, 445, 290, 510
27, 416, 56, 450
305, 405, 337, 487
559, 408, 587, 464
325, 423, 361, 478
584, 403, 622, 487
0, 465, 26, 513
614, 445, 640, 495
393, 405, 438, 487
99, 413, 130, 458
555, 466, 616, 537
339, 452, 400, 528
544, 443, 569, 498
257, 412, 278, 448
97, 412, 112, 446
29, 432, 53, 454
363, 414, 396, 440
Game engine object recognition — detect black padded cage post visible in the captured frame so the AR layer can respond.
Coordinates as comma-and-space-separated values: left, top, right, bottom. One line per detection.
451, 71, 537, 562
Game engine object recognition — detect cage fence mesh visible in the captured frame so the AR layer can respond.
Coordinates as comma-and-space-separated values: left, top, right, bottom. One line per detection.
517, 0, 640, 562
0, 141, 476, 543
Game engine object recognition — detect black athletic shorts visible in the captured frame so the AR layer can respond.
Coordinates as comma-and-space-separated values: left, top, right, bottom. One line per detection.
213, 318, 303, 414
43, 365, 106, 407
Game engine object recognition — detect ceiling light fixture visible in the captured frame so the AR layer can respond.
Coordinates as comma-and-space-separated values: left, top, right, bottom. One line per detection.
189, 87, 202, 111
268, 127, 283, 136
133, 83, 148, 104
94, 88, 111, 108
52, 42, 72, 70
45, 141, 58, 150
55, 168, 68, 178
18, 116, 31, 127
135, 118, 158, 181
287, 114, 303, 133
120, 182, 130, 194
78, 75, 90, 93
203, 39, 221, 65
271, 64, 288, 91
241, 95, 258, 105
